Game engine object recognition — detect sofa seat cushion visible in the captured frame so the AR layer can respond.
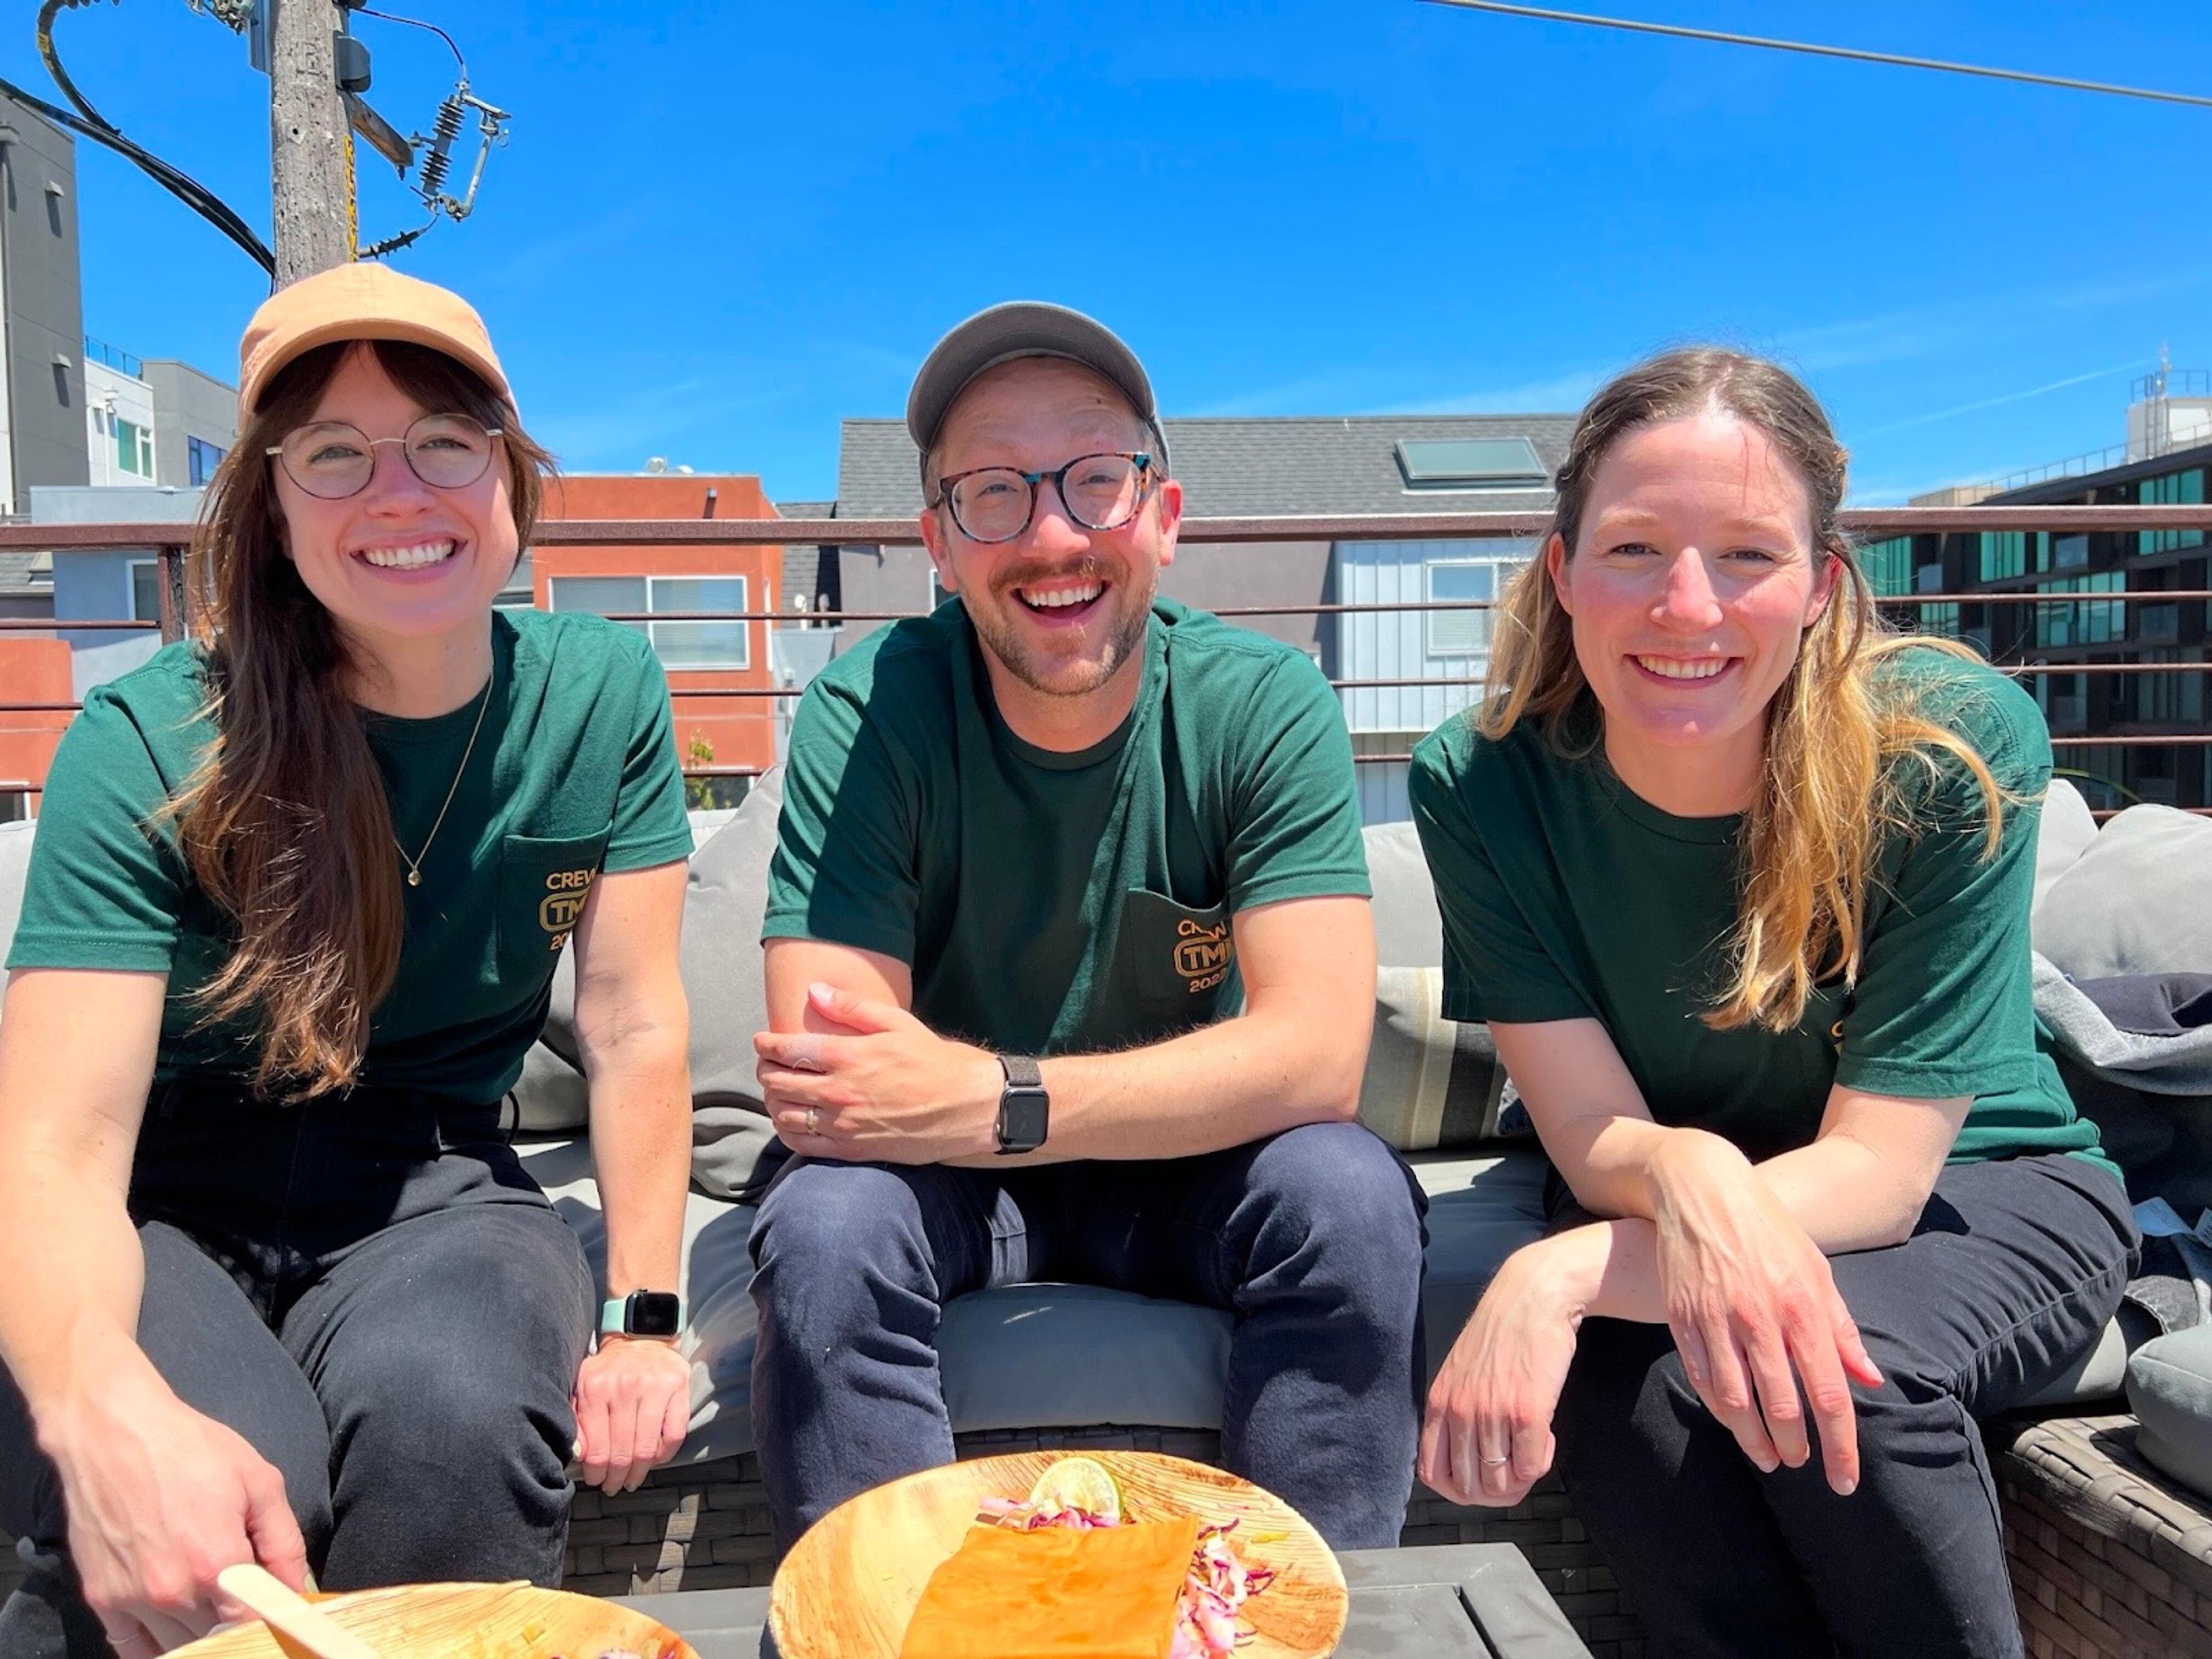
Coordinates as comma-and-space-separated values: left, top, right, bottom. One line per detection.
525, 1128, 2132, 1464
2126, 1325, 2212, 1499
521, 1142, 1553, 1464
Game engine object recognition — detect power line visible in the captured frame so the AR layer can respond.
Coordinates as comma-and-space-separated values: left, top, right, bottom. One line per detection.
1420, 0, 2212, 111
25, 0, 273, 273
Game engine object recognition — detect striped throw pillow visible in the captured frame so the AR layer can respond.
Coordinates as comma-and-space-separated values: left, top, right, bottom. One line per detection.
1358, 965, 1532, 1152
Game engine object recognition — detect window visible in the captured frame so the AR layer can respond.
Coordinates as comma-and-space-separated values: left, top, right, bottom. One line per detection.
1395, 438, 1548, 491
2054, 534, 2089, 570
547, 574, 750, 668
2035, 672, 2086, 728
1918, 602, 1960, 638
187, 435, 228, 487
1979, 531, 2027, 583
126, 558, 162, 625
2140, 469, 2206, 555
1860, 536, 1915, 598
1426, 559, 1517, 657
2035, 571, 2126, 646
115, 418, 153, 479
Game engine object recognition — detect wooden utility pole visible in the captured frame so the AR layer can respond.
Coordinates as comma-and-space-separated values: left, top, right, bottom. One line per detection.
267, 0, 354, 285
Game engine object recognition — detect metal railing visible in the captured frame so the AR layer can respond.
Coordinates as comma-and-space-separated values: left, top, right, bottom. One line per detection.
1, 506, 2208, 812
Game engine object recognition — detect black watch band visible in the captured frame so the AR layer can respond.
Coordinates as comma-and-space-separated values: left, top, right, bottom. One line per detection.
995, 1053, 1049, 1156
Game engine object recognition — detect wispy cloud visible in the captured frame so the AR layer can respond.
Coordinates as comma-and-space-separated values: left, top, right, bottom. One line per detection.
1774, 268, 2212, 375
1372, 367, 1607, 416
530, 377, 796, 470
1851, 361, 2141, 441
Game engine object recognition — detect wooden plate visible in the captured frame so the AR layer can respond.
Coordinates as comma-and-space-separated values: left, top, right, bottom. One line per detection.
169, 1581, 698, 1659
768, 1450, 1347, 1658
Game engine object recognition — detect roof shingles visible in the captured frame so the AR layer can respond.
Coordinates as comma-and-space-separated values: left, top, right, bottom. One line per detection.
835, 414, 1574, 521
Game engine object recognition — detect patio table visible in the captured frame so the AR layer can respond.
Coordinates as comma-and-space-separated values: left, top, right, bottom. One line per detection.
615, 1540, 1592, 1657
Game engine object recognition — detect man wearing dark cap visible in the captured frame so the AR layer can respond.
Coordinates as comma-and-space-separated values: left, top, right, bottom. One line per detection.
747, 302, 1425, 1548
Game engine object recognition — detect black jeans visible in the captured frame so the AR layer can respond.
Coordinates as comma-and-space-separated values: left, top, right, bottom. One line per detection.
0, 1080, 594, 1659
1550, 1153, 2139, 1659
748, 1120, 1429, 1552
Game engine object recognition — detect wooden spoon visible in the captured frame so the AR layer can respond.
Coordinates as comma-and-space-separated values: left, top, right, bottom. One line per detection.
213, 1565, 381, 1659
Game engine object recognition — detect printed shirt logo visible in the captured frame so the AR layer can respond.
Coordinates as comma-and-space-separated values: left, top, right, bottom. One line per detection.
540, 866, 597, 950
1173, 916, 1234, 993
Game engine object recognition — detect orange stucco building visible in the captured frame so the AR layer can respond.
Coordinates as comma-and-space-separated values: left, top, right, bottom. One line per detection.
534, 475, 783, 789
0, 638, 75, 816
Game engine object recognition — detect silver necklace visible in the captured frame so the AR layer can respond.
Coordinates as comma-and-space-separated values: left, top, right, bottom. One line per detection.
393, 675, 493, 889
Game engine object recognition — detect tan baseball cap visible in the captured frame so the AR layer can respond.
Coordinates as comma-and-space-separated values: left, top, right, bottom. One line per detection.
237, 263, 511, 415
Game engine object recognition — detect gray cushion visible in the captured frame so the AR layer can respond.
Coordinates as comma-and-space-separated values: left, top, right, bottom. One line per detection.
683, 766, 785, 1202
2127, 1325, 2212, 1499
1365, 820, 1444, 969
2032, 777, 2097, 919
521, 1141, 1552, 1464
2035, 804, 2212, 979
508, 805, 759, 1135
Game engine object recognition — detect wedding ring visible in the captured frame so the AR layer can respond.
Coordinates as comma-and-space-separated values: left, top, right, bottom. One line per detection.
805, 1106, 820, 1135
1479, 1455, 1511, 1466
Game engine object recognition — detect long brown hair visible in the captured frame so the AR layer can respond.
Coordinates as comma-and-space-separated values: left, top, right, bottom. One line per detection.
1480, 347, 2006, 1033
172, 339, 554, 1097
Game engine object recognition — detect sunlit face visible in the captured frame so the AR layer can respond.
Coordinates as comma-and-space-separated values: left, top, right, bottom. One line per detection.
1550, 411, 1840, 791
269, 343, 517, 657
918, 357, 1181, 702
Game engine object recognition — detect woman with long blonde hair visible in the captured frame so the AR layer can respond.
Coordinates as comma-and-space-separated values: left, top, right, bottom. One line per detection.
1412, 347, 2134, 1657
0, 267, 696, 1658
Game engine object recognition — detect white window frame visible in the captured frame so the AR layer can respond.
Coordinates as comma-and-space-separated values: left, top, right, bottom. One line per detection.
646, 574, 749, 670
1425, 557, 1518, 660
125, 556, 162, 624
546, 573, 751, 670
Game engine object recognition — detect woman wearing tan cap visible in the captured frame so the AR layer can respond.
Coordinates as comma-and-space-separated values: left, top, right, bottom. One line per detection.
0, 265, 696, 1658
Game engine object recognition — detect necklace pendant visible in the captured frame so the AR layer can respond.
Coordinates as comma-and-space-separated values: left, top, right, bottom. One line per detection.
407, 869, 422, 888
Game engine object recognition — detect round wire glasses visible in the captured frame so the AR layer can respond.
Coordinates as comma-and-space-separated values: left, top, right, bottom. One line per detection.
266, 413, 505, 501
934, 452, 1154, 544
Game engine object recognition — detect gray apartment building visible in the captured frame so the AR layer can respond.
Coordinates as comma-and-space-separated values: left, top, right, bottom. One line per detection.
779, 412, 1571, 820
0, 91, 89, 518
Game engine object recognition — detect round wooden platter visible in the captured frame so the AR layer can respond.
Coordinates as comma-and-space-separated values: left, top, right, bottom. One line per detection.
169, 1581, 698, 1659
768, 1450, 1347, 1659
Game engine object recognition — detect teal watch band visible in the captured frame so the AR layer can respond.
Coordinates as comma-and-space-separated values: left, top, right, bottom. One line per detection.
600, 1290, 685, 1338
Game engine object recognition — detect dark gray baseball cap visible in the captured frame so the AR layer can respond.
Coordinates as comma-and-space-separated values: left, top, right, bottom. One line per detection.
906, 301, 1166, 482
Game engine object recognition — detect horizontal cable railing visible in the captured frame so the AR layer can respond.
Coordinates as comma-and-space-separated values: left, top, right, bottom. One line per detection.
0, 509, 2207, 814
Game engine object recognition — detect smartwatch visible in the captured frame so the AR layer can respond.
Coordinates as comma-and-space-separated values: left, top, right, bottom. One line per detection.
600, 1289, 685, 1340
994, 1054, 1050, 1156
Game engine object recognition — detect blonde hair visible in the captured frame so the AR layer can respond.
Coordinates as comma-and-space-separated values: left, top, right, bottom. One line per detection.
1480, 347, 2008, 1033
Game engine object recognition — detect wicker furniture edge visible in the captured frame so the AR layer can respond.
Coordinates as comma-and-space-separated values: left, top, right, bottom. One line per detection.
7, 1410, 2206, 1658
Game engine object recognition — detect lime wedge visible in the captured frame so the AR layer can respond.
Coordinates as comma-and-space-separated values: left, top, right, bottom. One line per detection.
1025, 1456, 1123, 1522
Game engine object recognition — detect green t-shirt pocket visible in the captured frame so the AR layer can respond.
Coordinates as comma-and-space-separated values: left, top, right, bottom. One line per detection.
498, 830, 612, 976
1108, 888, 1237, 1041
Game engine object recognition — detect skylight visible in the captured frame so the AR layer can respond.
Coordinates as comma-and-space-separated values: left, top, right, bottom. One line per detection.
1395, 437, 1549, 490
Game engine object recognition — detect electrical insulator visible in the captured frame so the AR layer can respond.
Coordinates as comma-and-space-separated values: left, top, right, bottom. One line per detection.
415, 93, 465, 199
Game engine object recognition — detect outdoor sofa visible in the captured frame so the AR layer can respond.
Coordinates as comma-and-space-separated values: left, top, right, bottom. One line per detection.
3, 772, 2210, 1659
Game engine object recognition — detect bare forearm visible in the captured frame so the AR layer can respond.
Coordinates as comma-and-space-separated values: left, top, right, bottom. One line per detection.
1756, 1134, 1931, 1253
0, 1146, 160, 1431
950, 1007, 1364, 1166
584, 1036, 691, 1294
1552, 1120, 1929, 1256
1523, 1217, 1670, 1325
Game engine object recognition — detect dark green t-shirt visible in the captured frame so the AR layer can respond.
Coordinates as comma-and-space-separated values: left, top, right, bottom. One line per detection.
1408, 649, 2115, 1181
763, 596, 1370, 1055
8, 609, 693, 1103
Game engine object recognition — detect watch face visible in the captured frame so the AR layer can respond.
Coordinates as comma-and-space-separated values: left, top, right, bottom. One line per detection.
627, 1291, 682, 1338
999, 1090, 1048, 1152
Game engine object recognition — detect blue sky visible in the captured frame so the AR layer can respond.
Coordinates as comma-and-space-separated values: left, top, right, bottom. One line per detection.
15, 0, 2212, 504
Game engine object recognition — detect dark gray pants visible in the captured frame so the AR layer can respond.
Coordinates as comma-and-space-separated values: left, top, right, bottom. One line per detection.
0, 1082, 594, 1659
748, 1119, 1429, 1552
1551, 1153, 2139, 1659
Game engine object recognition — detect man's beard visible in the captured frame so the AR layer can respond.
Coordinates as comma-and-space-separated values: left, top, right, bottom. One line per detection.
971, 560, 1157, 699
